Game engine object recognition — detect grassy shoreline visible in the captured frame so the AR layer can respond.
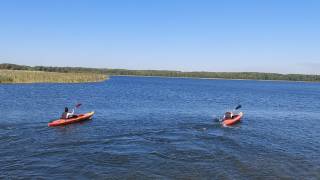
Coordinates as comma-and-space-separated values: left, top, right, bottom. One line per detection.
0, 70, 108, 84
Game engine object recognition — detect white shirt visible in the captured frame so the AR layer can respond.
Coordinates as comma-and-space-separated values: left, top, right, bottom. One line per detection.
61, 109, 74, 119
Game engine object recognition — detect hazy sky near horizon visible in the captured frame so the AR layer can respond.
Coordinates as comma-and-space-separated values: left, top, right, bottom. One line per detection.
0, 0, 320, 74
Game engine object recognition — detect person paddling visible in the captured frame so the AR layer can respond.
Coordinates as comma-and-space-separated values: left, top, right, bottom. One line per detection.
222, 105, 242, 121
61, 103, 82, 119
61, 107, 75, 119
223, 112, 233, 119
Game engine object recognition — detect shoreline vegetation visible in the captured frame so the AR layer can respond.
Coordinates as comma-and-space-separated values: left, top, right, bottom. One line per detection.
0, 69, 107, 83
1, 63, 320, 83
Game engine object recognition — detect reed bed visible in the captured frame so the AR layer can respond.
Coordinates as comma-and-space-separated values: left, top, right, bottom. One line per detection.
0, 70, 107, 83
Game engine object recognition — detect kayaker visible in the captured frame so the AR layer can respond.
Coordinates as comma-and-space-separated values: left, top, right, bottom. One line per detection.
61, 107, 75, 119
224, 112, 233, 119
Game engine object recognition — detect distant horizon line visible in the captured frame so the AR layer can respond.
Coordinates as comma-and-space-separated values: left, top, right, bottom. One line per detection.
0, 62, 319, 76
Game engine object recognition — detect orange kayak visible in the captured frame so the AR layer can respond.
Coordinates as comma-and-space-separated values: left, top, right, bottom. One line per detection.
48, 111, 95, 127
222, 112, 243, 126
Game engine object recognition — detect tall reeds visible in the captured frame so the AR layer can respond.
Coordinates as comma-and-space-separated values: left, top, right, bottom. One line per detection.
0, 70, 107, 83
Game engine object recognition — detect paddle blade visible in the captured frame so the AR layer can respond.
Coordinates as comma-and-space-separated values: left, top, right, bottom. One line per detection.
75, 103, 82, 108
235, 105, 242, 110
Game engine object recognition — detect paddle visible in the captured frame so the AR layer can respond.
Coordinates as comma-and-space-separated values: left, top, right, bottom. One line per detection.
73, 103, 82, 113
75, 103, 82, 108
69, 103, 82, 118
234, 105, 242, 110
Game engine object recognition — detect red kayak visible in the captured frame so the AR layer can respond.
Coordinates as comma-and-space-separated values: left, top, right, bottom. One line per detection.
222, 112, 243, 126
48, 111, 94, 127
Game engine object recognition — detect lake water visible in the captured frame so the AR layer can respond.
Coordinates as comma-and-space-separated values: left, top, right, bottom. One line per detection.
0, 76, 319, 179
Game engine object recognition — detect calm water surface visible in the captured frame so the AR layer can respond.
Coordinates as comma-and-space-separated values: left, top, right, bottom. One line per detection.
0, 76, 319, 179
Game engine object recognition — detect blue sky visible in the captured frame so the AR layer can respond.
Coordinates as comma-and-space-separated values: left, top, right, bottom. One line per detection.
0, 0, 319, 74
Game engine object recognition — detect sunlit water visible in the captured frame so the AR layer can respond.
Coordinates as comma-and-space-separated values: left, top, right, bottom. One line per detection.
0, 76, 319, 179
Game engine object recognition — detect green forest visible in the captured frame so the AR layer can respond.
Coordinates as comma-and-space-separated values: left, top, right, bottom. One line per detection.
1, 63, 320, 82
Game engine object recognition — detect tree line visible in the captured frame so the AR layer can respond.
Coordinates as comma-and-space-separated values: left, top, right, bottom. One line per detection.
1, 63, 320, 82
